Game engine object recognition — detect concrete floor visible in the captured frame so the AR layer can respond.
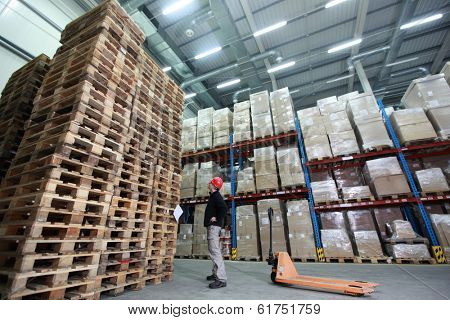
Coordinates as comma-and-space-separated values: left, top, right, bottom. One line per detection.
106, 259, 450, 300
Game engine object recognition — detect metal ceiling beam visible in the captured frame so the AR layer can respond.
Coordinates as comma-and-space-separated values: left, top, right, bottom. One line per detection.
19, 0, 63, 32
0, 35, 34, 62
431, 30, 450, 74
239, 0, 277, 91
347, 0, 369, 92
376, 0, 418, 84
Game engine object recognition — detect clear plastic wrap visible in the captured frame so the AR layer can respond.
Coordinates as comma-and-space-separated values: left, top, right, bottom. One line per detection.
355, 120, 393, 151
394, 121, 437, 145
311, 180, 340, 203
317, 96, 337, 107
338, 91, 359, 102
416, 168, 450, 193
333, 167, 365, 188
390, 108, 429, 127
363, 157, 403, 182
320, 211, 345, 229
321, 229, 354, 258
252, 113, 274, 139
254, 146, 278, 190
386, 220, 417, 239
299, 115, 327, 138
319, 101, 346, 115
276, 146, 305, 188
270, 88, 295, 134
176, 224, 193, 256
370, 174, 411, 197
304, 135, 332, 160
236, 205, 259, 257
286, 200, 312, 232
386, 244, 431, 259
427, 106, 450, 139
352, 231, 383, 257
195, 161, 221, 197
257, 199, 287, 259
346, 93, 381, 125
250, 90, 271, 115
401, 74, 450, 111
422, 155, 450, 179
429, 214, 450, 260
181, 117, 197, 152
373, 207, 404, 239
233, 101, 252, 143
221, 182, 232, 196
213, 108, 233, 147
297, 107, 320, 119
328, 130, 360, 157
341, 186, 372, 200
346, 210, 376, 231
197, 107, 214, 136
192, 204, 208, 255
181, 163, 198, 198
323, 111, 352, 134
236, 167, 256, 194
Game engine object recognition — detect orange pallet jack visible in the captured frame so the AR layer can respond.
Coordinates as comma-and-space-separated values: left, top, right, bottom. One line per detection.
266, 208, 379, 296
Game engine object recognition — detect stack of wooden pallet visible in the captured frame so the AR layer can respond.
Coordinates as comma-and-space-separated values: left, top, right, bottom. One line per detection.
0, 55, 50, 183
0, 0, 183, 300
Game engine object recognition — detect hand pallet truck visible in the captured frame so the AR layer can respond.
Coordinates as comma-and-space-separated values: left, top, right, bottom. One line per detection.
266, 208, 379, 296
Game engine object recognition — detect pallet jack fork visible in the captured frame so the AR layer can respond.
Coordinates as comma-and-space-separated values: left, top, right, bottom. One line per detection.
266, 208, 379, 296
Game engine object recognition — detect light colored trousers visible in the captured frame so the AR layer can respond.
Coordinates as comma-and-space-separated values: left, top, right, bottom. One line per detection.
207, 225, 227, 282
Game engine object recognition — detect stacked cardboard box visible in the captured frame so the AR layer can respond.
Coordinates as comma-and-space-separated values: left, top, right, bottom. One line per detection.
297, 106, 321, 119
192, 204, 208, 256
195, 161, 220, 197
276, 146, 305, 188
221, 182, 232, 197
384, 220, 431, 259
236, 166, 256, 194
363, 157, 411, 198
233, 101, 252, 143
320, 211, 354, 258
317, 96, 338, 109
311, 180, 339, 203
181, 117, 197, 153
333, 167, 365, 189
257, 199, 287, 259
427, 106, 450, 139
213, 108, 233, 147
250, 91, 273, 139
286, 200, 316, 259
236, 205, 259, 258
429, 214, 450, 260
341, 186, 372, 201
346, 93, 393, 151
298, 111, 327, 138
422, 155, 450, 181
0, 55, 50, 183
196, 107, 214, 150
304, 134, 333, 160
402, 74, 450, 111
338, 91, 359, 103
176, 224, 193, 256
254, 146, 279, 191
270, 88, 295, 134
415, 168, 449, 193
181, 163, 197, 198
346, 210, 383, 257
441, 61, 450, 85
390, 108, 437, 145
373, 207, 404, 240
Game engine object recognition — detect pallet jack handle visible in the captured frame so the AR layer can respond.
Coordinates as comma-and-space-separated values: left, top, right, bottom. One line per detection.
267, 207, 274, 265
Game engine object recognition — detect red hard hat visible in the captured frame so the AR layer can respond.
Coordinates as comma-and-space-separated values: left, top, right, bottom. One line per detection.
210, 177, 224, 190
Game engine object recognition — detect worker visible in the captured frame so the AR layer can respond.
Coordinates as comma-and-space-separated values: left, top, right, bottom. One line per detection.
204, 176, 228, 289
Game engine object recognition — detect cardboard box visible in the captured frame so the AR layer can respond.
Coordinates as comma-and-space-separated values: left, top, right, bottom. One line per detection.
370, 174, 411, 197
270, 88, 295, 134
176, 224, 193, 256
394, 122, 437, 145
236, 167, 256, 194
386, 220, 416, 239
236, 205, 259, 257
323, 111, 352, 134
401, 74, 450, 110
311, 180, 339, 203
254, 146, 279, 191
181, 117, 197, 152
286, 200, 316, 258
355, 120, 393, 151
317, 96, 337, 107
321, 229, 354, 258
250, 90, 271, 115
422, 155, 450, 180
333, 167, 365, 188
196, 161, 221, 197
341, 186, 372, 200
346, 210, 376, 232
416, 168, 450, 193
276, 146, 305, 188
441, 61, 450, 85
390, 108, 429, 127
300, 115, 327, 138
363, 157, 403, 182
429, 214, 450, 260
338, 91, 359, 102
310, 170, 333, 183
352, 231, 384, 257
233, 101, 252, 143
328, 130, 360, 157
427, 106, 450, 139
373, 207, 404, 239
304, 135, 332, 160
181, 163, 198, 198
252, 114, 273, 138
319, 101, 346, 115
297, 107, 320, 119
197, 108, 214, 149
346, 93, 381, 125
213, 108, 233, 147
385, 244, 431, 259
257, 199, 287, 258
320, 211, 345, 229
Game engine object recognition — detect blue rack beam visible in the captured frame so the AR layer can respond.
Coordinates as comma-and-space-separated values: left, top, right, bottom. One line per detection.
229, 132, 237, 260
377, 99, 446, 264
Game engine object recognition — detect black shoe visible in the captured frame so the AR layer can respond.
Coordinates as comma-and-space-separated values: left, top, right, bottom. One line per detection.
206, 274, 218, 281
209, 280, 226, 289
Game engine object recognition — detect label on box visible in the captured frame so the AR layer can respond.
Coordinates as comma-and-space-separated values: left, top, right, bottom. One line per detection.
245, 235, 250, 240
261, 218, 269, 225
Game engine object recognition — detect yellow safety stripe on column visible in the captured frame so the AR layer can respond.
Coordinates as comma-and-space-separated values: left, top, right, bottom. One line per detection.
316, 247, 325, 262
231, 248, 237, 261
432, 246, 446, 264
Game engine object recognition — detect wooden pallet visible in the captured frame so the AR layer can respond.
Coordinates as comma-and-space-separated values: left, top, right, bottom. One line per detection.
343, 196, 375, 203
292, 257, 319, 263
315, 199, 343, 206
237, 256, 261, 262
325, 257, 358, 263
420, 191, 450, 197
174, 255, 193, 259
355, 256, 392, 264
256, 188, 279, 194
393, 258, 436, 265
403, 138, 439, 147
362, 144, 393, 153
375, 193, 413, 201
191, 255, 210, 260
384, 237, 429, 245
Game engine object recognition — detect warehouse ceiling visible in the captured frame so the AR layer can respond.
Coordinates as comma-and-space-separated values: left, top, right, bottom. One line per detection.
93, 1, 450, 115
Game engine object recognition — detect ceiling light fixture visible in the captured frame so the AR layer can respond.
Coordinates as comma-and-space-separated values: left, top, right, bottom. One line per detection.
184, 93, 197, 99
400, 13, 443, 30
326, 74, 353, 83
253, 21, 287, 37
194, 46, 222, 60
267, 61, 296, 73
162, 66, 172, 72
325, 0, 349, 9
163, 0, 194, 15
328, 38, 362, 53
217, 79, 241, 89
386, 57, 418, 67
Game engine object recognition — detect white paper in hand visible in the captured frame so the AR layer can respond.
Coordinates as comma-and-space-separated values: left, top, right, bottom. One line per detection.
173, 205, 183, 223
